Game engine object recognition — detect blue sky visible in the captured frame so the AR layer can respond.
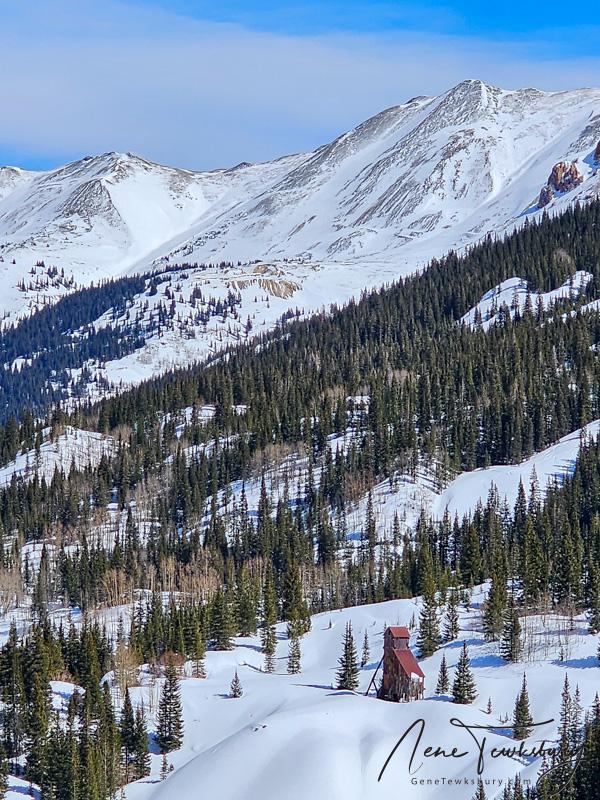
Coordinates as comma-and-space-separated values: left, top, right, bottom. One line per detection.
1, 1, 599, 171
143, 0, 599, 47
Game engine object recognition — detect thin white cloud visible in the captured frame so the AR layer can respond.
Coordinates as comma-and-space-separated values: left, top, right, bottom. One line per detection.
1, 0, 599, 169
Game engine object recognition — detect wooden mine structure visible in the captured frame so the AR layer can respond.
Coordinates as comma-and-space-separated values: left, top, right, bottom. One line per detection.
376, 626, 424, 702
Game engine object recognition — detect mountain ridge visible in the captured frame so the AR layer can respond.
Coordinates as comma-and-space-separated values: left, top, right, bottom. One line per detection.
0, 78, 599, 389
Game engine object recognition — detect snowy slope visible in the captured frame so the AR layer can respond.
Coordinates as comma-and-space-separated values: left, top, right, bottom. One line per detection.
3, 587, 596, 800
0, 152, 305, 324
0, 425, 114, 486
460, 270, 594, 330
1, 80, 599, 397
433, 420, 600, 520
82, 592, 600, 800
151, 80, 600, 270
1, 80, 599, 337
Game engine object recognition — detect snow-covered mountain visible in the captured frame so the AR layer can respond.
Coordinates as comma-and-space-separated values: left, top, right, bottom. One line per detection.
1, 79, 600, 377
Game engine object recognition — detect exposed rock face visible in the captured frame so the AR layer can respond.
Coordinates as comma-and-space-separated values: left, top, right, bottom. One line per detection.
538, 184, 554, 208
595, 140, 600, 163
548, 160, 584, 193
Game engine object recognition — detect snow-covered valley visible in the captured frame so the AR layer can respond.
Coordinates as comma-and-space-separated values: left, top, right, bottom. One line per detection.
2, 587, 597, 800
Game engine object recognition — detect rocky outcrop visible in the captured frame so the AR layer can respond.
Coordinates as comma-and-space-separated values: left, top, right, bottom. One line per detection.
547, 160, 584, 193
595, 140, 600, 163
538, 184, 554, 208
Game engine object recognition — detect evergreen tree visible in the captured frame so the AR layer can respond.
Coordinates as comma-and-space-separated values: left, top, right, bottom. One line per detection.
435, 653, 449, 695
160, 753, 169, 782
361, 630, 370, 667
443, 589, 459, 642
25, 673, 50, 785
417, 543, 440, 657
512, 674, 533, 740
133, 708, 150, 780
261, 568, 278, 673
211, 589, 234, 651
500, 602, 522, 662
287, 634, 301, 675
192, 624, 206, 679
230, 670, 243, 698
483, 574, 507, 642
587, 562, 600, 634
0, 746, 7, 800
120, 688, 136, 782
472, 779, 486, 800
156, 666, 184, 754
452, 642, 477, 704
336, 622, 359, 691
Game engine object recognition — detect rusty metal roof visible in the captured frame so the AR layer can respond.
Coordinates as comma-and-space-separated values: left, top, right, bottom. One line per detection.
393, 648, 425, 679
387, 626, 410, 638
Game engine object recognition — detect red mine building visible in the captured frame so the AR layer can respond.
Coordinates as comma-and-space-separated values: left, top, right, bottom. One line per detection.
377, 626, 425, 702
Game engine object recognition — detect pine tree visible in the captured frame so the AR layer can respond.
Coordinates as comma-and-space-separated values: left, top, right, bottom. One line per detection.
435, 653, 449, 695
0, 746, 7, 800
483, 573, 507, 642
361, 630, 370, 667
133, 708, 150, 780
452, 642, 477, 704
160, 753, 169, 782
443, 589, 459, 642
192, 624, 206, 679
513, 674, 533, 740
513, 774, 525, 800
237, 566, 258, 637
156, 666, 184, 754
287, 634, 301, 674
120, 688, 136, 781
261, 624, 276, 673
261, 568, 278, 673
587, 562, 600, 634
25, 673, 50, 785
230, 670, 243, 698
211, 589, 234, 650
500, 602, 522, 662
472, 778, 486, 800
417, 543, 440, 657
336, 622, 359, 691
282, 562, 310, 635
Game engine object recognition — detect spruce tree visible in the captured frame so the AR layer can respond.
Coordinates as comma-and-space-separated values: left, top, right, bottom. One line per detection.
472, 778, 486, 800
361, 630, 370, 667
0, 746, 7, 800
452, 642, 477, 704
156, 666, 184, 754
160, 753, 169, 782
287, 634, 301, 675
443, 589, 459, 642
483, 573, 507, 642
237, 566, 258, 637
120, 688, 136, 781
192, 624, 206, 679
500, 602, 522, 662
133, 708, 150, 780
513, 674, 533, 740
417, 544, 440, 657
435, 653, 449, 695
587, 562, 600, 634
211, 589, 234, 651
230, 670, 243, 698
336, 622, 360, 691
261, 568, 278, 673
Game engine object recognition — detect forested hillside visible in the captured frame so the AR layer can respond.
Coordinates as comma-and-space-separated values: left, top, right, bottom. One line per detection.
0, 201, 600, 799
